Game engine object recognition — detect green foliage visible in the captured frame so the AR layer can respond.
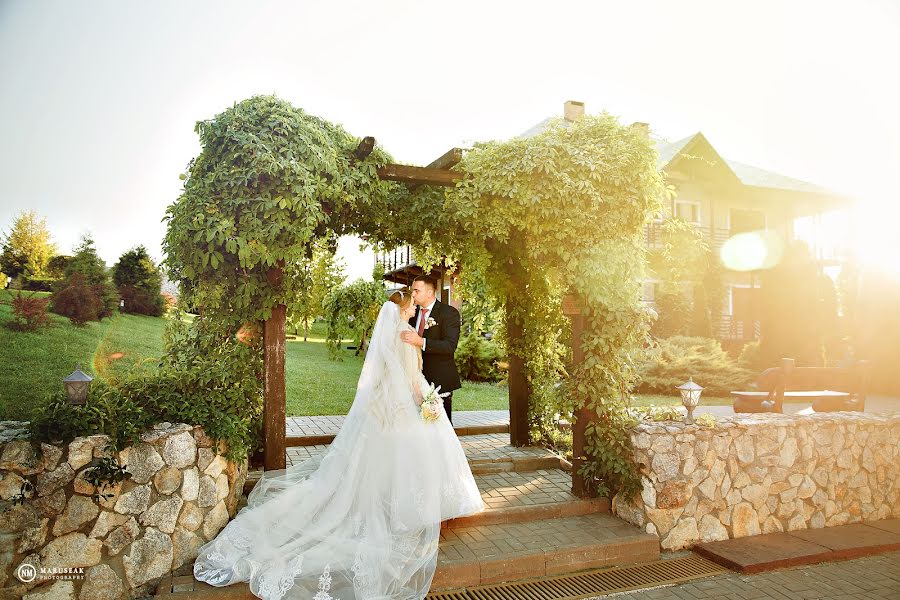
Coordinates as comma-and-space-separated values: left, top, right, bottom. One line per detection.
49, 273, 102, 326
323, 276, 386, 359
0, 210, 58, 278
47, 255, 72, 279
759, 241, 838, 366
737, 339, 765, 371
429, 113, 667, 498
637, 336, 753, 396
695, 412, 717, 428
61, 234, 119, 318
286, 233, 345, 340
9, 291, 51, 331
649, 217, 721, 339
29, 379, 150, 451
455, 332, 504, 382
28, 312, 263, 463
631, 404, 682, 422
117, 312, 264, 462
0, 271, 7, 289
113, 246, 165, 316
81, 456, 132, 503
162, 94, 399, 332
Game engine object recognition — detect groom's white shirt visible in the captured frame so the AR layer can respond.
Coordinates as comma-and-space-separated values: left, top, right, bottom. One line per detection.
415, 298, 437, 351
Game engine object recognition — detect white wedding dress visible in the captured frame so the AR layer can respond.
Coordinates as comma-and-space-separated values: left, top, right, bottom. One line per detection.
193, 301, 486, 600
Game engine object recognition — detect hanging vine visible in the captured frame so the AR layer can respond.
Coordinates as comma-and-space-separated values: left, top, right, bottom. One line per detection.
431, 114, 667, 498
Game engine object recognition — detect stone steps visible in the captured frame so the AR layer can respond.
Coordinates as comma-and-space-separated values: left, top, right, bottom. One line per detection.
155, 513, 658, 597
154, 432, 658, 598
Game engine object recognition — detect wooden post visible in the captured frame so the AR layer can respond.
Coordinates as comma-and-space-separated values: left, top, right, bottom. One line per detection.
263, 260, 287, 471
563, 292, 596, 498
506, 294, 530, 447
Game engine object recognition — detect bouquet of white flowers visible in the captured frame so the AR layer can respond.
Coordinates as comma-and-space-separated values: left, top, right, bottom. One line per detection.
420, 383, 450, 423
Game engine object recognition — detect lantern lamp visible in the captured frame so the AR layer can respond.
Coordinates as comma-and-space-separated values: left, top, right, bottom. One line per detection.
64, 365, 93, 405
677, 377, 704, 425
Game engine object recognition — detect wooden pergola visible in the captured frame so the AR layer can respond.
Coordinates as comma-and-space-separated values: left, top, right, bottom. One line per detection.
261, 139, 594, 497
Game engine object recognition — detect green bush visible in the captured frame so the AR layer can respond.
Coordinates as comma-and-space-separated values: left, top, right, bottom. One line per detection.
49, 273, 101, 325
9, 291, 51, 331
29, 379, 150, 451
455, 332, 504, 382
29, 313, 264, 463
637, 336, 754, 396
20, 274, 57, 292
112, 246, 164, 316
737, 339, 766, 371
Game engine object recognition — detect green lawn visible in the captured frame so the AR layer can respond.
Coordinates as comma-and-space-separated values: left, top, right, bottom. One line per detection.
285, 321, 509, 415
0, 299, 508, 419
3, 292, 757, 420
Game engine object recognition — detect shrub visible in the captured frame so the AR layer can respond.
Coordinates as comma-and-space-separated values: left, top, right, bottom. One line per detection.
50, 273, 101, 325
161, 292, 177, 312
29, 313, 264, 463
9, 291, 51, 331
737, 339, 765, 371
118, 285, 164, 317
20, 274, 56, 292
455, 332, 504, 382
0, 272, 7, 289
112, 246, 164, 316
29, 379, 150, 451
637, 335, 754, 396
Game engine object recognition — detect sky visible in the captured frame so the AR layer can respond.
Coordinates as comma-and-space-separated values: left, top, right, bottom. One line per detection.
1, 0, 899, 283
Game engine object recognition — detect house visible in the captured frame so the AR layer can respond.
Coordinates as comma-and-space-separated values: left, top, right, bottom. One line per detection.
377, 101, 851, 343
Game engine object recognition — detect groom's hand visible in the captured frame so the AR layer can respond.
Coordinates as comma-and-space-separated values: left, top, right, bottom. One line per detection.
400, 331, 424, 348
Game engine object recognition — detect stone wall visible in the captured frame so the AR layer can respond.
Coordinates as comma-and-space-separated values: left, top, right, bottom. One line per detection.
0, 421, 248, 599
612, 412, 900, 551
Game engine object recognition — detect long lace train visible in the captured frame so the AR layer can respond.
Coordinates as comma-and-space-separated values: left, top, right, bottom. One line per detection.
193, 301, 485, 599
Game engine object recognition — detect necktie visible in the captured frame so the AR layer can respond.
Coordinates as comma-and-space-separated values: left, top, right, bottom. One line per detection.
417, 308, 429, 336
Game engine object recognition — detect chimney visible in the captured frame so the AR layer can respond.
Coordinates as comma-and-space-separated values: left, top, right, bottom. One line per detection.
563, 100, 585, 122
630, 121, 650, 138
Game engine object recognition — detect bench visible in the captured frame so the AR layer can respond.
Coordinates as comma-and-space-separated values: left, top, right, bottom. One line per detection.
732, 357, 870, 414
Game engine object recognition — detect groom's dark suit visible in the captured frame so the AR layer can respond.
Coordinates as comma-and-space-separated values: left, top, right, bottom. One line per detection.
409, 299, 462, 424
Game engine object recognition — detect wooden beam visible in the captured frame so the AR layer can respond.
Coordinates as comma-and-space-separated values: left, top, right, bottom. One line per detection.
263, 261, 287, 471
408, 148, 465, 190
426, 147, 463, 170
354, 136, 375, 161
377, 164, 462, 187
506, 294, 530, 447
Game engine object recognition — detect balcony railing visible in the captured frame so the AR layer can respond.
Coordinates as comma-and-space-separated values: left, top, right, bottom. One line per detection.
719, 315, 761, 341
377, 245, 417, 274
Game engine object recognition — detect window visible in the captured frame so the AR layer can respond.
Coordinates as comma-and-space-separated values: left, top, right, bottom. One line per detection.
675, 200, 701, 224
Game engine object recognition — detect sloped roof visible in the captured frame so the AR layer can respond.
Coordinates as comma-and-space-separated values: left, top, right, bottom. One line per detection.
519, 118, 838, 196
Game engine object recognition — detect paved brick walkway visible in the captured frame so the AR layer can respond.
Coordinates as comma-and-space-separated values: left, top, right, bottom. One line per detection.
286, 432, 554, 467
604, 550, 900, 599
476, 468, 575, 510
286, 409, 509, 436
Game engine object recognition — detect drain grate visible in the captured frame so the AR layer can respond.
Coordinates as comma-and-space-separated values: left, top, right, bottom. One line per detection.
427, 555, 730, 600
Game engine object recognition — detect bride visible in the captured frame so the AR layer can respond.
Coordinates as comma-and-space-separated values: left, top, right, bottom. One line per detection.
193, 288, 486, 599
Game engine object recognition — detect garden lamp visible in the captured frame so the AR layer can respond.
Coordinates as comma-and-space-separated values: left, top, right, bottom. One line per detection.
677, 377, 704, 425
64, 365, 93, 405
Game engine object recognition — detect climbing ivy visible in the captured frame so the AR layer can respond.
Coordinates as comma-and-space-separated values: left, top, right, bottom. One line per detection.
162, 95, 399, 330
430, 114, 667, 498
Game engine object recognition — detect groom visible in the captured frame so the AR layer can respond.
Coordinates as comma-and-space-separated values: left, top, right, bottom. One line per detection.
400, 274, 462, 424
